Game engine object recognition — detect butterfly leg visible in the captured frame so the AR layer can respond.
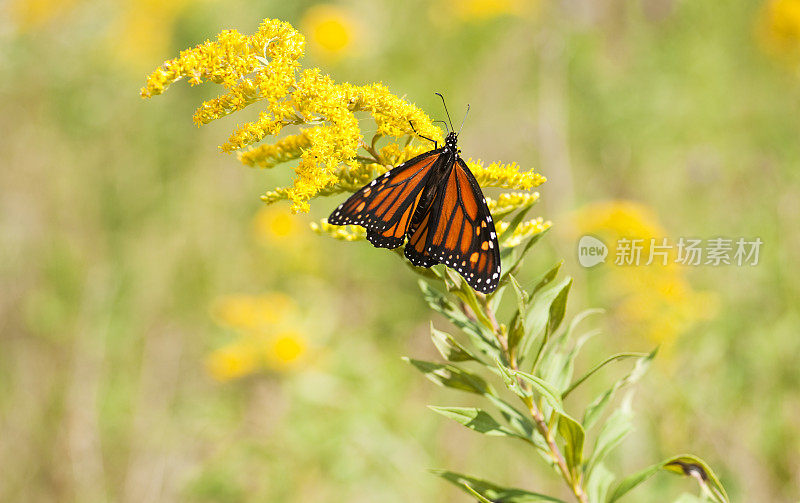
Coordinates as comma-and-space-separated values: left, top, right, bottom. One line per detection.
409, 121, 437, 149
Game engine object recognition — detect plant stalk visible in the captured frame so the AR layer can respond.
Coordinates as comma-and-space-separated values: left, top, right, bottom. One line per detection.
478, 295, 589, 503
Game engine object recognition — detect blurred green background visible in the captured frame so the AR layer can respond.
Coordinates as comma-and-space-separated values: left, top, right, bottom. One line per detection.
2, 0, 799, 501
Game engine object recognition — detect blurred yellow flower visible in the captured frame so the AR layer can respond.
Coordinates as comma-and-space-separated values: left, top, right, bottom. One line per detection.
438, 0, 537, 21
211, 293, 297, 332
572, 200, 718, 348
301, 5, 358, 61
206, 342, 259, 381
268, 330, 308, 367
758, 0, 800, 61
9, 0, 80, 30
253, 205, 304, 244
207, 293, 312, 381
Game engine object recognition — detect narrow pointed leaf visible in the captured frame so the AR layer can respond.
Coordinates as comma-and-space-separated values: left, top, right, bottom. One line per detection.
556, 411, 585, 473
583, 349, 657, 430
404, 358, 493, 396
607, 454, 729, 503
430, 323, 481, 363
433, 470, 568, 502
429, 406, 521, 438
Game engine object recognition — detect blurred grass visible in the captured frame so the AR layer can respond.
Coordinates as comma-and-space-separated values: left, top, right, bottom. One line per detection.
1, 0, 799, 501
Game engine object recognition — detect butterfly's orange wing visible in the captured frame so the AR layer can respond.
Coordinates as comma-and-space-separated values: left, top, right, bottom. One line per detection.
329, 150, 441, 249
410, 158, 500, 293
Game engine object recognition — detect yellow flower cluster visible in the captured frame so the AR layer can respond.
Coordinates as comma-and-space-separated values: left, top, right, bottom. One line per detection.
141, 16, 545, 246
466, 158, 547, 191
497, 217, 551, 247
572, 200, 718, 348
486, 191, 540, 218
206, 293, 309, 381
310, 220, 366, 242
239, 131, 312, 169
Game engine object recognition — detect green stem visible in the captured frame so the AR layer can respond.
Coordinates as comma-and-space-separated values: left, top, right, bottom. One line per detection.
478, 294, 588, 503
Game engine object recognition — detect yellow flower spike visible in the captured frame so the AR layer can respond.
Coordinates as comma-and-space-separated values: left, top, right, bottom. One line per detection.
239, 131, 312, 169
140, 18, 305, 99
206, 342, 259, 381
497, 217, 551, 248
466, 159, 547, 191
310, 219, 367, 242
486, 192, 541, 218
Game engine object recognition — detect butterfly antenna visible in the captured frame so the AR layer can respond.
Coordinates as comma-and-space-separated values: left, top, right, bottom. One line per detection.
458, 104, 470, 136
435, 92, 454, 132
433, 119, 450, 132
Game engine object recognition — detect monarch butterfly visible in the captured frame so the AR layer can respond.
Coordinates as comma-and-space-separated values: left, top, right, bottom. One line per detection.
328, 94, 501, 293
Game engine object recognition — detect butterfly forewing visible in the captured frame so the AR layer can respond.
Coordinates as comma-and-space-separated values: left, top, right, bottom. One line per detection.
328, 150, 440, 238
328, 130, 502, 294
422, 159, 501, 293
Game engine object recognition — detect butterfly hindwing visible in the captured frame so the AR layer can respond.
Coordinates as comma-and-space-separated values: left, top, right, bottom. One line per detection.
328, 150, 440, 242
403, 183, 441, 268
422, 158, 501, 293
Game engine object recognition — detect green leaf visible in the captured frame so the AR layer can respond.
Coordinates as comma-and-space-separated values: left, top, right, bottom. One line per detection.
532, 260, 563, 296
501, 228, 550, 281
562, 352, 649, 399
541, 329, 601, 396
507, 366, 565, 414
429, 406, 522, 438
486, 395, 539, 443
586, 463, 615, 503
430, 323, 481, 363
556, 411, 585, 474
583, 349, 657, 430
523, 276, 572, 369
419, 280, 499, 360
607, 454, 729, 503
546, 278, 572, 337
433, 470, 568, 502
404, 358, 494, 396
463, 484, 494, 503
507, 274, 528, 352
498, 203, 533, 241
585, 393, 634, 478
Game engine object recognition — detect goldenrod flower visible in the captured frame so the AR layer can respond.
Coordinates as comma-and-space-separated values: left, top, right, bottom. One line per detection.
301, 4, 359, 62
311, 219, 367, 242
142, 17, 544, 230
498, 217, 551, 247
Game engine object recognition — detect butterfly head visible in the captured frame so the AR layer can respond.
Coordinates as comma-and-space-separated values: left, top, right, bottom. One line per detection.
444, 131, 459, 152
